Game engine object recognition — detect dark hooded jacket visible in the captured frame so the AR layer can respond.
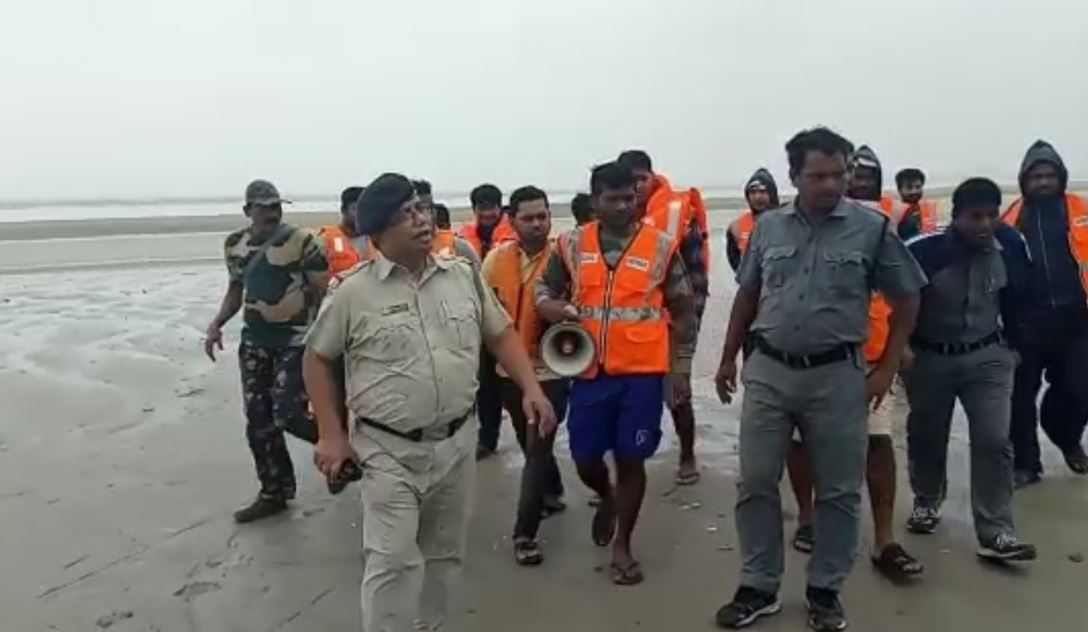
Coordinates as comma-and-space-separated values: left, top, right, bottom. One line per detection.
850, 145, 924, 241
1013, 140, 1083, 309
727, 169, 781, 271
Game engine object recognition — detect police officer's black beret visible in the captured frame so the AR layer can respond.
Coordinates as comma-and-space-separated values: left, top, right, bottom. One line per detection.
356, 173, 415, 236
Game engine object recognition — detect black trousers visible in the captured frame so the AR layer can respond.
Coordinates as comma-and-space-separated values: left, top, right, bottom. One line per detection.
1009, 305, 1088, 473
476, 349, 504, 451
499, 377, 569, 539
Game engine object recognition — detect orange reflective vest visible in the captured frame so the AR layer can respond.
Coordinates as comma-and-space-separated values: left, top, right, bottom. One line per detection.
913, 200, 939, 233
560, 222, 676, 378
458, 216, 517, 258
432, 229, 458, 257
729, 211, 756, 254
643, 174, 710, 266
484, 240, 553, 361
1003, 193, 1088, 303
318, 225, 373, 281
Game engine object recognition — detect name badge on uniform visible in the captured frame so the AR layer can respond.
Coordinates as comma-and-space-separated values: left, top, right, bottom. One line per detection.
333, 236, 345, 253
1074, 216, 1088, 228
381, 303, 410, 316
581, 252, 600, 264
626, 256, 650, 272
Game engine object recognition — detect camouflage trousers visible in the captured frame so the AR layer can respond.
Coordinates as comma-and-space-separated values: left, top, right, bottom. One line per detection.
239, 340, 319, 501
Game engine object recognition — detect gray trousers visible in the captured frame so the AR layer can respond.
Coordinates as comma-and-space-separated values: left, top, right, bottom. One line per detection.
737, 350, 868, 594
903, 343, 1016, 542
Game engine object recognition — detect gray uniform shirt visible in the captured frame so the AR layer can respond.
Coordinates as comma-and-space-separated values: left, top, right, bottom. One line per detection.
305, 252, 511, 434
908, 233, 1006, 344
737, 198, 926, 355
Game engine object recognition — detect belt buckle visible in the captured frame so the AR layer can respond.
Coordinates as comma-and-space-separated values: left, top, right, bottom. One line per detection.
799, 355, 813, 369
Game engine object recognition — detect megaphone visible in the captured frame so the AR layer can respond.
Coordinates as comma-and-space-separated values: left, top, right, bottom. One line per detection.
540, 323, 596, 377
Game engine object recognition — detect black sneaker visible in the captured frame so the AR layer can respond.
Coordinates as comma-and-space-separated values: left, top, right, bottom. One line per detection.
906, 505, 941, 534
1013, 469, 1041, 489
805, 587, 847, 631
715, 586, 781, 629
233, 496, 289, 523
977, 533, 1037, 562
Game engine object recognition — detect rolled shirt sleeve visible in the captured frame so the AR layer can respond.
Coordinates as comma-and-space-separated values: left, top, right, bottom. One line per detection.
473, 271, 512, 340
872, 223, 927, 299
304, 287, 352, 360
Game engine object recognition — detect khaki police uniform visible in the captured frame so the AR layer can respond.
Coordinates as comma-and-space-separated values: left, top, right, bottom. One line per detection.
306, 251, 510, 632
734, 199, 925, 595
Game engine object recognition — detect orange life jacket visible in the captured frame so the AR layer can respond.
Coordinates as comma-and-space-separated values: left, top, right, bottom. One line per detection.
458, 215, 517, 258
861, 198, 899, 363
560, 222, 676, 378
729, 211, 756, 254
913, 200, 939, 233
643, 174, 710, 266
318, 224, 373, 281
432, 228, 458, 256
484, 240, 553, 361
1002, 193, 1088, 303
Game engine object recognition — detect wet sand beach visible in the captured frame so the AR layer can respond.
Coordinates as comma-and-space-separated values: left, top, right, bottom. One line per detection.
1, 209, 1087, 631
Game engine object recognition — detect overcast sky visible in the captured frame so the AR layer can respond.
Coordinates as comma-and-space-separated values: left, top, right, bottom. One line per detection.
2, 0, 1086, 201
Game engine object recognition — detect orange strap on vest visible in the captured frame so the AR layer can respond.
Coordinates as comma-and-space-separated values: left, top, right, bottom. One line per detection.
484, 241, 552, 361
458, 216, 517, 258
1003, 193, 1088, 305
730, 212, 756, 254
561, 222, 675, 378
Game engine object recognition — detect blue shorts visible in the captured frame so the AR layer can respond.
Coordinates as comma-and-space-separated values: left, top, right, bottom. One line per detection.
567, 374, 665, 463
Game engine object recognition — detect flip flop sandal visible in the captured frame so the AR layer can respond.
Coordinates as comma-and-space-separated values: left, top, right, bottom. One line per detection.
592, 501, 617, 547
871, 543, 924, 577
675, 469, 701, 486
792, 524, 815, 554
514, 539, 543, 566
611, 561, 644, 586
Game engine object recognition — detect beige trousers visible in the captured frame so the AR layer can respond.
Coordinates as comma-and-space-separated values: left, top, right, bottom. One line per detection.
353, 418, 477, 632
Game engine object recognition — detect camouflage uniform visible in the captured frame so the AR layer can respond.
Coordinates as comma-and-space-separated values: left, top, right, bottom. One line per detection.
225, 224, 328, 501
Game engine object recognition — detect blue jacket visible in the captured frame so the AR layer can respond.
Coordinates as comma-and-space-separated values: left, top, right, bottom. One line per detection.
907, 224, 1031, 348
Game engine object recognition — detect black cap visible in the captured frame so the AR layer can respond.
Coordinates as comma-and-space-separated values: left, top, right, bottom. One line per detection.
356, 173, 415, 235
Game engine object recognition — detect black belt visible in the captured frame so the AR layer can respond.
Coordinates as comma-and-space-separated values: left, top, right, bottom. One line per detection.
753, 335, 856, 370
912, 331, 1001, 356
359, 409, 472, 443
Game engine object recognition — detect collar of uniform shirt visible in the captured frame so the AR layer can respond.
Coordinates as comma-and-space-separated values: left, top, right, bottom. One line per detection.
786, 198, 851, 219
373, 249, 455, 282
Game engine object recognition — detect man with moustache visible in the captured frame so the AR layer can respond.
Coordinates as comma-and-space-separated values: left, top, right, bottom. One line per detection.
305, 173, 556, 632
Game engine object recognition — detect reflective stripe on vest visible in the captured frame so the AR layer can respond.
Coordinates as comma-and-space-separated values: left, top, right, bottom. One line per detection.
484, 240, 552, 360
559, 222, 674, 377
1003, 193, 1088, 304
319, 224, 366, 279
731, 212, 756, 254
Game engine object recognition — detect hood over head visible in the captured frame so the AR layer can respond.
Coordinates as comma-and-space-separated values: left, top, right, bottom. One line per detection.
1018, 139, 1068, 195
850, 145, 883, 194
745, 168, 780, 207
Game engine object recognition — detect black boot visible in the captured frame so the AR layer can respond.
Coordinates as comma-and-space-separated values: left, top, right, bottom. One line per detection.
233, 496, 289, 523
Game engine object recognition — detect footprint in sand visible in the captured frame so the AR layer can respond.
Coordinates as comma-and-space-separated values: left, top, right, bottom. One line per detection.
173, 581, 222, 600
95, 610, 133, 628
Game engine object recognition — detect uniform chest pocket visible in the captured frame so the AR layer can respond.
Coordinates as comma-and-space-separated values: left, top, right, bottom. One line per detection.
823, 250, 868, 297
365, 315, 419, 363
441, 300, 480, 350
762, 246, 798, 289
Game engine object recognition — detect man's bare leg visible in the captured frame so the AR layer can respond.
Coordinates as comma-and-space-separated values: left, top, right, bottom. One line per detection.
575, 459, 616, 547
786, 441, 815, 553
612, 459, 647, 583
672, 402, 699, 484
868, 435, 923, 576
